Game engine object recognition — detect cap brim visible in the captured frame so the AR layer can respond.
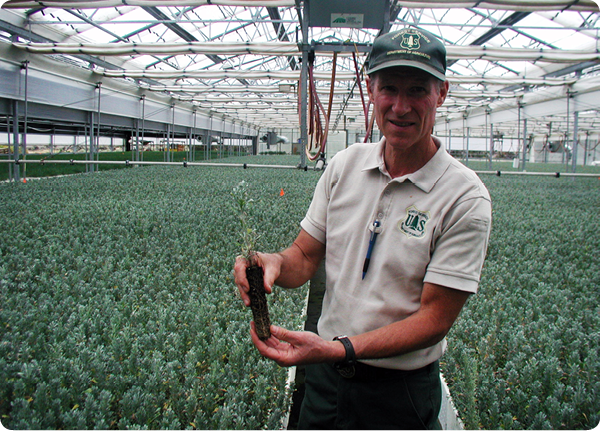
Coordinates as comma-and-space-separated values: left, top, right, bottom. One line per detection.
367, 59, 446, 81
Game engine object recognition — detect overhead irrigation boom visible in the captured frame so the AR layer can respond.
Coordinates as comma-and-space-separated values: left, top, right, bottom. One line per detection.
1, 159, 599, 177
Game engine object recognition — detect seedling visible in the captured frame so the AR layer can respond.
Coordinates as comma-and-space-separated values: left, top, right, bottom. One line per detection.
232, 180, 271, 340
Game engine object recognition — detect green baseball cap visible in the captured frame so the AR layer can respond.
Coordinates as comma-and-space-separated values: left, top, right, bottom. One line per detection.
366, 28, 446, 81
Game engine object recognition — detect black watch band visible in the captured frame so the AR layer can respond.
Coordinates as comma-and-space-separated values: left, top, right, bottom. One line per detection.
333, 335, 356, 368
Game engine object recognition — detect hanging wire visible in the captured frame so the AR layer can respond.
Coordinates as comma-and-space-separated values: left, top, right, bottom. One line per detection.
352, 50, 369, 130
303, 52, 337, 161
350, 48, 375, 143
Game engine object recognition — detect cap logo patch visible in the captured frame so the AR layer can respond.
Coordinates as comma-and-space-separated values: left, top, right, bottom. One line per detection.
387, 30, 433, 60
399, 205, 430, 238
401, 33, 420, 50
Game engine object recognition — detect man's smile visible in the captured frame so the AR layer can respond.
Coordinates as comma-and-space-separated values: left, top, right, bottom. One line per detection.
389, 119, 415, 128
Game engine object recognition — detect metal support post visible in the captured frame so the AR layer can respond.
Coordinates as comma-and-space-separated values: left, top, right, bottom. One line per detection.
3, 115, 9, 181
208, 116, 213, 160
21, 60, 29, 180
162, 129, 166, 161
466, 127, 470, 166
140, 95, 146, 162
462, 112, 468, 165
522, 119, 527, 172
187, 127, 192, 162
299, 1, 309, 168
382, 0, 391, 33
87, 112, 94, 173
487, 108, 493, 169
206, 132, 210, 160
572, 110, 579, 173
96, 82, 102, 172
232, 121, 236, 157
134, 119, 140, 166
517, 100, 522, 171
192, 109, 197, 162
583, 132, 589, 166
170, 103, 176, 163
565, 88, 571, 171
218, 132, 222, 159
11, 100, 20, 182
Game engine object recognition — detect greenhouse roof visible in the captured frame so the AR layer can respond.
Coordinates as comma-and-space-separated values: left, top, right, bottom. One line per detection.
1, 0, 599, 138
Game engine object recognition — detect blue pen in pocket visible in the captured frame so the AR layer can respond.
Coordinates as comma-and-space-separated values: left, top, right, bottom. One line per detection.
362, 220, 381, 279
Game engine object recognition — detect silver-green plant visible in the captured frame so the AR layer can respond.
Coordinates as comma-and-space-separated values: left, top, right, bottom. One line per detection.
231, 180, 271, 340
231, 180, 260, 261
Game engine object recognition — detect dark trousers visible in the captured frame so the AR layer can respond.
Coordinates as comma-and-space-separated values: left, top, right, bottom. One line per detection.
298, 360, 442, 430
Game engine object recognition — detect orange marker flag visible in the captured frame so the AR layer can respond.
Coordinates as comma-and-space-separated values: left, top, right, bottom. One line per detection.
279, 188, 285, 196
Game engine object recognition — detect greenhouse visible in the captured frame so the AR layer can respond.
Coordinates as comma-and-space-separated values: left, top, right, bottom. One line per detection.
0, 0, 599, 430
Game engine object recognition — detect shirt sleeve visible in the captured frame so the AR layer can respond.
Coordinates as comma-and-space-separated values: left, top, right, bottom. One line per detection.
299, 152, 345, 245
424, 195, 492, 293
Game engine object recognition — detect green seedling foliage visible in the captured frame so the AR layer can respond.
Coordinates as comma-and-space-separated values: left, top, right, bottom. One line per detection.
231, 180, 271, 340
0, 158, 319, 429
231, 180, 259, 261
1, 157, 599, 430
442, 175, 600, 430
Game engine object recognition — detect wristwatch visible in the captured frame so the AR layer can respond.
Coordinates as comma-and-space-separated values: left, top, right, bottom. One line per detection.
333, 335, 356, 378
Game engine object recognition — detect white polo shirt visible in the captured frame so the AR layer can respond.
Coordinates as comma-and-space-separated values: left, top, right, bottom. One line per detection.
300, 137, 492, 370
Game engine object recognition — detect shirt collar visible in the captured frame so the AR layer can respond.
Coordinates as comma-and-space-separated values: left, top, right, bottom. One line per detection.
361, 136, 452, 193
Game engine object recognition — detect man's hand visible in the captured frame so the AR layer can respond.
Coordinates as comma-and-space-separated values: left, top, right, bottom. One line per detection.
233, 229, 324, 306
249, 323, 345, 367
233, 252, 283, 306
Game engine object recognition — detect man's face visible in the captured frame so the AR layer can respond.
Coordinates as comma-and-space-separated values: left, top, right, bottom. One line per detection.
366, 67, 448, 153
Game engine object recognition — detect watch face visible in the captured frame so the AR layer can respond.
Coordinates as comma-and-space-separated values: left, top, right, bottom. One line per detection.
336, 365, 356, 379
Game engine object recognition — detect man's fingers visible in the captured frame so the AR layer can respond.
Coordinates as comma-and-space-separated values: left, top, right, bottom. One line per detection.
250, 323, 296, 366
269, 325, 292, 343
233, 255, 249, 289
250, 322, 274, 341
258, 252, 281, 294
250, 322, 279, 350
233, 255, 251, 306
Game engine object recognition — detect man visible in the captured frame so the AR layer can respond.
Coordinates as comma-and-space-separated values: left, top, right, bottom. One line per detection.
234, 28, 492, 429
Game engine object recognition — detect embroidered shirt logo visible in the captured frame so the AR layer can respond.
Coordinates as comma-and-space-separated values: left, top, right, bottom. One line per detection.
399, 206, 430, 238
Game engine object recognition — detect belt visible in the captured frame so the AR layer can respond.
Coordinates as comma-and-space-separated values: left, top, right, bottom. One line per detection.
332, 360, 435, 380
